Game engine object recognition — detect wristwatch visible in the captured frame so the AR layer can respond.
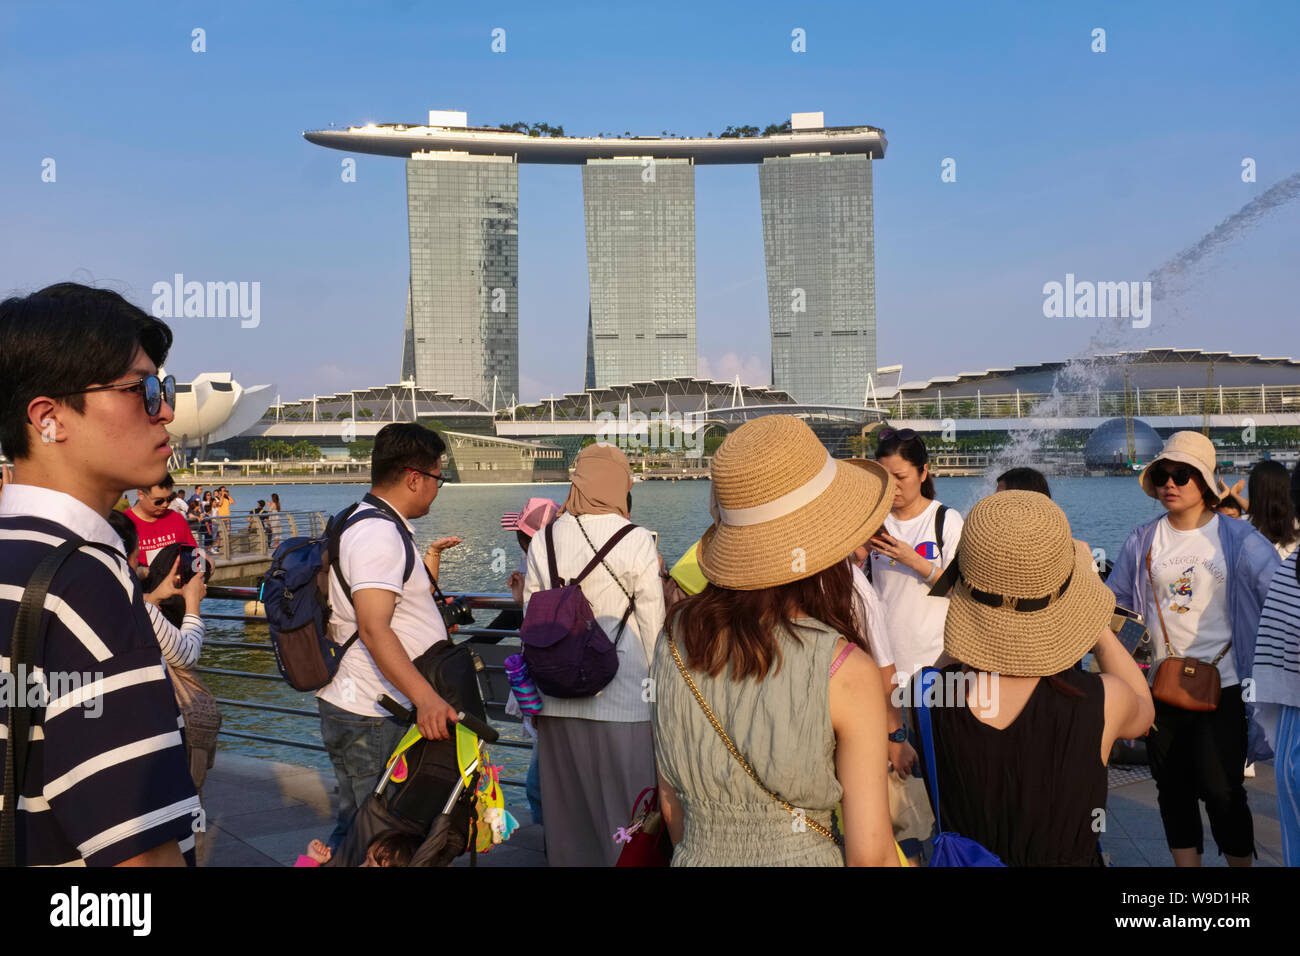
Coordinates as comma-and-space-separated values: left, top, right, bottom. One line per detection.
888, 728, 908, 743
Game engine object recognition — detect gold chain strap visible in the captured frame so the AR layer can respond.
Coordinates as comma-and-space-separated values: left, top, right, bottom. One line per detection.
667, 632, 840, 845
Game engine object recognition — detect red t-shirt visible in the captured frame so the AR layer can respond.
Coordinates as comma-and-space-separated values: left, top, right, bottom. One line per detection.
125, 508, 198, 568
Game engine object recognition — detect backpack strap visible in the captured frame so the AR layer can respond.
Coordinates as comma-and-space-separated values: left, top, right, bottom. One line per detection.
2, 536, 109, 867
915, 667, 943, 832
544, 521, 562, 592
573, 517, 639, 644
934, 504, 949, 563
326, 499, 417, 662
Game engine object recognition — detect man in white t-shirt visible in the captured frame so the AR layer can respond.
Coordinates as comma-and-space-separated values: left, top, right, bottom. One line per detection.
315, 423, 459, 848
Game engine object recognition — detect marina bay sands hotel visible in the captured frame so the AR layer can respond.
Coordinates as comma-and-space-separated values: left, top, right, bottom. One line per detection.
304, 110, 886, 409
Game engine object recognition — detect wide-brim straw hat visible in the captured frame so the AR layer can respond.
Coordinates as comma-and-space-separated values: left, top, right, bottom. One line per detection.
1138, 430, 1220, 502
697, 415, 895, 590
943, 490, 1115, 677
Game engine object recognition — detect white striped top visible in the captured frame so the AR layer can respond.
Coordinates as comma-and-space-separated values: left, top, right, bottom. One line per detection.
143, 603, 205, 669
1255, 550, 1300, 710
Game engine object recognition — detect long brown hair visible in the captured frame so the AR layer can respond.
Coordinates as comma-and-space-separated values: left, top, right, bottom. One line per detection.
670, 560, 861, 681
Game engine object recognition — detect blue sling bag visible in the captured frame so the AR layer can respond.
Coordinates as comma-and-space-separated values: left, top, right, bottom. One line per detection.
915, 667, 1007, 867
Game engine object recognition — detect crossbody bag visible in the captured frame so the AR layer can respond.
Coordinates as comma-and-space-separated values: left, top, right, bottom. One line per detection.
1144, 546, 1229, 712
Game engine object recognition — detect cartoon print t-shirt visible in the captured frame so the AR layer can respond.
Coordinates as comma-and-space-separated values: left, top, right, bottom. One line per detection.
1146, 514, 1236, 685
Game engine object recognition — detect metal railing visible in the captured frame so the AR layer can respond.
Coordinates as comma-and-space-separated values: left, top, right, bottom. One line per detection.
199, 585, 532, 790
895, 384, 1300, 421
188, 511, 326, 560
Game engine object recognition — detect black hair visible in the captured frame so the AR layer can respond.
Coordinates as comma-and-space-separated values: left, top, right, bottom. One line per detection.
996, 467, 1052, 498
106, 509, 139, 558
371, 422, 447, 487
875, 433, 935, 499
367, 830, 422, 867
145, 472, 176, 492
1248, 460, 1299, 549
0, 283, 173, 460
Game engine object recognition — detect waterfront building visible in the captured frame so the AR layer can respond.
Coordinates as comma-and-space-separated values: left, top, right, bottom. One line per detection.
759, 153, 878, 406
582, 157, 695, 387
879, 348, 1300, 439
405, 150, 519, 409
304, 111, 887, 407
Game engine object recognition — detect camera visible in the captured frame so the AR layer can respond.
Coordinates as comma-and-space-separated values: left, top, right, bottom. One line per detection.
440, 595, 475, 629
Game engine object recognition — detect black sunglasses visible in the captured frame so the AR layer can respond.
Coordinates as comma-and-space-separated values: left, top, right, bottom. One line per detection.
877, 427, 918, 443
1149, 463, 1195, 487
53, 374, 176, 418
405, 466, 447, 488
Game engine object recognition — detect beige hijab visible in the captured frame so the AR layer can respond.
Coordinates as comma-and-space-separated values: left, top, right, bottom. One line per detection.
563, 443, 633, 518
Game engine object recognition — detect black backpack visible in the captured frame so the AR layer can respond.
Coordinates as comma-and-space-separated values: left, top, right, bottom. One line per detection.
260, 494, 415, 692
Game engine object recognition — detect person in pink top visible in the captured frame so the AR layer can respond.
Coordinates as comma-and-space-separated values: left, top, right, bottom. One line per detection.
125, 473, 197, 568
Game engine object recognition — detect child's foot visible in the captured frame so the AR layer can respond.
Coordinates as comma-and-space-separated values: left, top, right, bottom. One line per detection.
307, 839, 332, 863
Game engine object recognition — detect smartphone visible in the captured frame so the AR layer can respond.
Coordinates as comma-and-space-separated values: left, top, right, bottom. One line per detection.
1111, 605, 1153, 666
650, 530, 659, 550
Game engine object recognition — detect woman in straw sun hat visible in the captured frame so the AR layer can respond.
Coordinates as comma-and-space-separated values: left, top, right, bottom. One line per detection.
650, 415, 899, 866
1107, 430, 1280, 867
920, 491, 1155, 866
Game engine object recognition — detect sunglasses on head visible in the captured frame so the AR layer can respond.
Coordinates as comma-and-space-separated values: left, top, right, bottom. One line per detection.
52, 373, 176, 418
1150, 463, 1196, 487
877, 427, 917, 443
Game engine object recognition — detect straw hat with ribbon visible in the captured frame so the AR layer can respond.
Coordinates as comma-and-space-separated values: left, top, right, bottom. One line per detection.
696, 415, 895, 590
942, 490, 1115, 677
1138, 430, 1220, 502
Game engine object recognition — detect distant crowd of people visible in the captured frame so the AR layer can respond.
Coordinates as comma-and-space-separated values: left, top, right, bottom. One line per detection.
2, 281, 1299, 869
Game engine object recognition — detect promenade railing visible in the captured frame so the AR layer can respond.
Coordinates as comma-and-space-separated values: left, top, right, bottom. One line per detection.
197, 585, 532, 793
895, 383, 1300, 421
187, 510, 327, 561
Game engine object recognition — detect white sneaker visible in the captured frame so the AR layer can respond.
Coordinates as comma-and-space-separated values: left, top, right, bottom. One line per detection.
1244, 762, 1256, 779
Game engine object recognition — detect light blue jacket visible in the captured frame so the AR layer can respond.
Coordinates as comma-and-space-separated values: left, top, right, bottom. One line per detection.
1107, 514, 1281, 763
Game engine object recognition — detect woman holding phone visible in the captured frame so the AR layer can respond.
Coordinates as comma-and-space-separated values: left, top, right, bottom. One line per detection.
868, 429, 964, 684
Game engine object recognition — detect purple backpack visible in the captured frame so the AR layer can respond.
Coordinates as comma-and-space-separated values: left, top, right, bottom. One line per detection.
520, 517, 638, 699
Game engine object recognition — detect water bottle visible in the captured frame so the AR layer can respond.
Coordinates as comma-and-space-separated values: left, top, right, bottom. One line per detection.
504, 654, 543, 715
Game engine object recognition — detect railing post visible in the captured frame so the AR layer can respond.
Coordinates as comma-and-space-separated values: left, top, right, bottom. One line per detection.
250, 515, 268, 555
286, 514, 299, 537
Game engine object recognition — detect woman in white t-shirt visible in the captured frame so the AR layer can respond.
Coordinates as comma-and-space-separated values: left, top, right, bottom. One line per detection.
867, 429, 964, 683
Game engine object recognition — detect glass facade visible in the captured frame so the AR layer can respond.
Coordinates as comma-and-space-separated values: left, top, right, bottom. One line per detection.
583, 157, 695, 387
759, 154, 877, 406
406, 154, 518, 407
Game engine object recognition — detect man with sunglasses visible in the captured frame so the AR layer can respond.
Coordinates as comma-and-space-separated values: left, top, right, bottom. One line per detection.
1107, 430, 1280, 867
0, 282, 200, 866
126, 472, 199, 569
315, 422, 460, 849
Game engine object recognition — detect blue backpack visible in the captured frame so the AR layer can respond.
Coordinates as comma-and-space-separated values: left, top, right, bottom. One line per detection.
915, 667, 1007, 867
260, 495, 415, 692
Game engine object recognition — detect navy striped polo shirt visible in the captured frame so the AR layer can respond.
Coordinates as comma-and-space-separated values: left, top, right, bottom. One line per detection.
1, 484, 200, 867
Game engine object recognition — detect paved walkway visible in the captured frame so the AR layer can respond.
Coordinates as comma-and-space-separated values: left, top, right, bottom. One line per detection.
197, 752, 1284, 867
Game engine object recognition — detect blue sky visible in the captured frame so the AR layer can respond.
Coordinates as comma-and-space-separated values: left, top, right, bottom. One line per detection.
2, 0, 1298, 404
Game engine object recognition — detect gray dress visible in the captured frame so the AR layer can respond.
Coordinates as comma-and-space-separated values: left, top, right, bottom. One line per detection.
651, 617, 845, 866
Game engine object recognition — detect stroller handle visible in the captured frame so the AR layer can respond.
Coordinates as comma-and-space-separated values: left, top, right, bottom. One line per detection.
376, 694, 499, 744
